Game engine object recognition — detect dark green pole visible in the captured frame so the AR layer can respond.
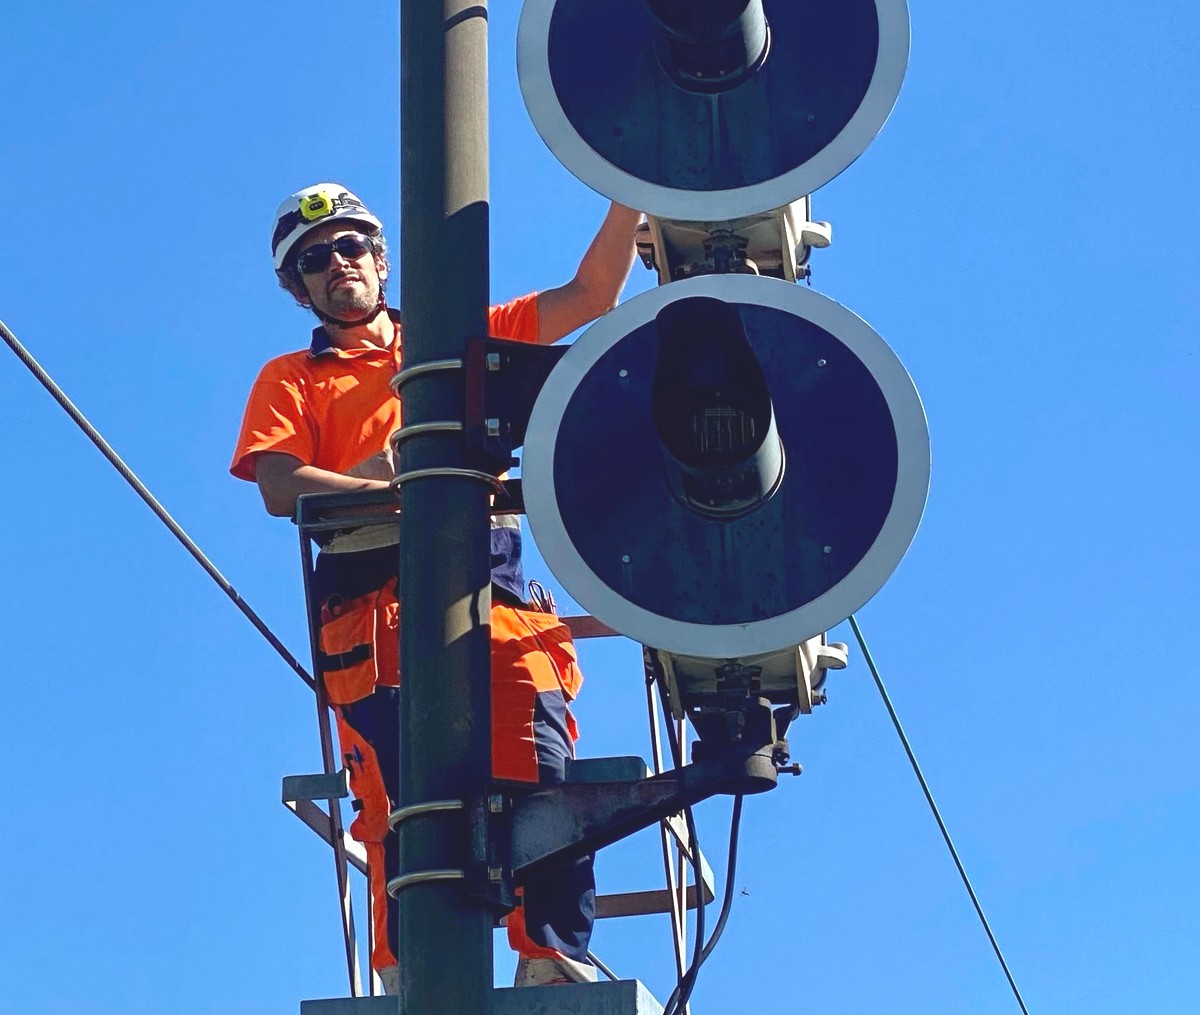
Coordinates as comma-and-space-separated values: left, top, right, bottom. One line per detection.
396, 0, 493, 1011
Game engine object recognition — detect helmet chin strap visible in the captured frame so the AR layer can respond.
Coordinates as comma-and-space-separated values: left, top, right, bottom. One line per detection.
312, 289, 388, 329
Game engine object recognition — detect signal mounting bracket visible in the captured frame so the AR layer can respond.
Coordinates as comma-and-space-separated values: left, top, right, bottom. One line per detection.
464, 335, 568, 474
636, 196, 832, 286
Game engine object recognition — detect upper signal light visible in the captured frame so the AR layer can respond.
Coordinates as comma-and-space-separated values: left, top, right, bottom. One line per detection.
518, 0, 911, 220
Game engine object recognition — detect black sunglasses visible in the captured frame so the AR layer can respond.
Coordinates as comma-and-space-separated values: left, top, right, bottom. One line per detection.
296, 234, 376, 274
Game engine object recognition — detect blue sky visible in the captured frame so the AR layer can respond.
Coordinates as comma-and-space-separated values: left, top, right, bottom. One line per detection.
2, 2, 1198, 1013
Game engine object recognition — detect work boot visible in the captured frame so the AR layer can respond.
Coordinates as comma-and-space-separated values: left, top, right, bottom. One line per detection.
513, 955, 598, 987
378, 964, 401, 996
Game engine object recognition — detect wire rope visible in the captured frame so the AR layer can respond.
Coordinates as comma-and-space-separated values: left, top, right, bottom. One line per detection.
0, 317, 316, 690
849, 613, 1031, 1015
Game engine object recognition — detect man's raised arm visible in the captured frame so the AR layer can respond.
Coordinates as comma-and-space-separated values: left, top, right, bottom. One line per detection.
536, 203, 642, 345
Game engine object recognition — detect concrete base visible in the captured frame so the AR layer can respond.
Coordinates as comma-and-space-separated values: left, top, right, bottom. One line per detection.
301, 979, 663, 1015
494, 980, 663, 1014
301, 997, 397, 1015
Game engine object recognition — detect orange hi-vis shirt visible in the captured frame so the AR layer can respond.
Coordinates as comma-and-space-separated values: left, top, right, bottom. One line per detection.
230, 294, 539, 481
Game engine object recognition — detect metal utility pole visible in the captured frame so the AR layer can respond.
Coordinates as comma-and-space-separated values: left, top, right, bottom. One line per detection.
396, 1, 493, 1012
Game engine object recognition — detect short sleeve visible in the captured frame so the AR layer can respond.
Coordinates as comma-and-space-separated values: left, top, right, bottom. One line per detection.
229, 358, 316, 481
487, 292, 540, 344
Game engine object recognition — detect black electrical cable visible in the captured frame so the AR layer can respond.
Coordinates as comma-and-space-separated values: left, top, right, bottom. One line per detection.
0, 317, 316, 691
664, 794, 745, 1015
849, 614, 1032, 1015
694, 794, 743, 968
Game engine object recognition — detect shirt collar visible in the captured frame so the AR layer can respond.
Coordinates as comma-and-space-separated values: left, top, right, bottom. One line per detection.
308, 307, 402, 358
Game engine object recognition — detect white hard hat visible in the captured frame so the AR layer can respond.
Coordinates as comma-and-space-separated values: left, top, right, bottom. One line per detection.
271, 184, 384, 271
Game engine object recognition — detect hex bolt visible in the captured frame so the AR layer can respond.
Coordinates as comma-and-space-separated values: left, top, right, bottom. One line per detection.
823, 545, 833, 554
618, 368, 629, 379
621, 554, 632, 564
817, 358, 827, 367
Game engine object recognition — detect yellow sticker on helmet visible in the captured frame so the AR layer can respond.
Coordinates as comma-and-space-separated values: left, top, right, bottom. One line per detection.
299, 191, 334, 222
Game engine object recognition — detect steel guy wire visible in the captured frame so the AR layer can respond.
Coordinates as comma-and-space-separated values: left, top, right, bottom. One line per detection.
848, 613, 1031, 1015
0, 316, 316, 691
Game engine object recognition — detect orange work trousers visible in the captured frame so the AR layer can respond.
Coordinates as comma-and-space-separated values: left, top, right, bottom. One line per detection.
314, 546, 593, 974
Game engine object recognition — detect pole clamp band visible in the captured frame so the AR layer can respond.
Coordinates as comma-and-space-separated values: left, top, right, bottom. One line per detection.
385, 799, 468, 899
387, 798, 465, 833
386, 869, 467, 899
389, 358, 463, 396
390, 421, 464, 452
390, 467, 506, 497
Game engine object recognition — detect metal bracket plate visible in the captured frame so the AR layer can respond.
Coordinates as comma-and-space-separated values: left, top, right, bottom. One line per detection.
464, 335, 569, 473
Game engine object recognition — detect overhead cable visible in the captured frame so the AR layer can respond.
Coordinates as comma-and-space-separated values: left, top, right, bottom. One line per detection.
0, 317, 316, 690
849, 613, 1031, 1015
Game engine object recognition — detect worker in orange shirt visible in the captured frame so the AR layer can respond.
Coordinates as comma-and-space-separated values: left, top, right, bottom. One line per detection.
231, 184, 640, 993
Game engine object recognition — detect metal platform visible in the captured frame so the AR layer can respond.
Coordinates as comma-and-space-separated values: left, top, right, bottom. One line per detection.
301, 979, 664, 1014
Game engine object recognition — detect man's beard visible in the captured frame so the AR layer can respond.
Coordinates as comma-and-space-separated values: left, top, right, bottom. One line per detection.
327, 280, 380, 317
